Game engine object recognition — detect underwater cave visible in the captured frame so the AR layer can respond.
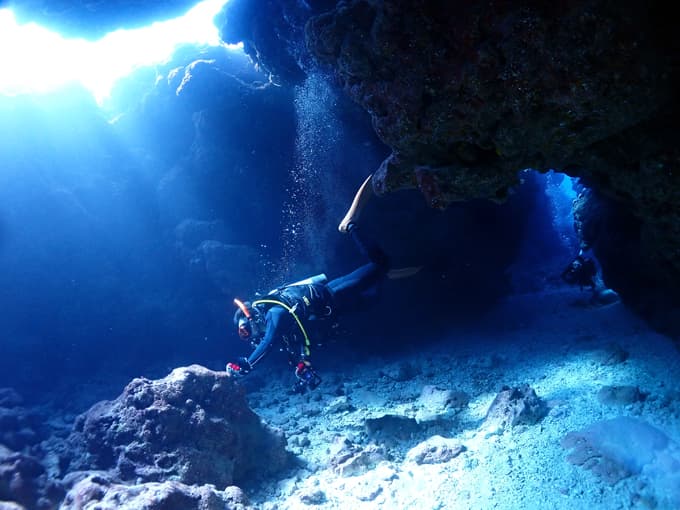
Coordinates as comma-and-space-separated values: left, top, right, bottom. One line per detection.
1, 1, 679, 509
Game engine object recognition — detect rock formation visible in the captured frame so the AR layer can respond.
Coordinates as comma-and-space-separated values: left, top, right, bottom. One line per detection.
63, 365, 289, 487
216, 0, 680, 333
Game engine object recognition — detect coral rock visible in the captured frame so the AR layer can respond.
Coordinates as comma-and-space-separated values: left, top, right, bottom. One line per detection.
63, 365, 289, 487
60, 473, 254, 510
405, 435, 466, 465
483, 384, 548, 432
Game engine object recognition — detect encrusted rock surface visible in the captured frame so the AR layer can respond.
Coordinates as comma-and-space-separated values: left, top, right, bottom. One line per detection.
60, 473, 254, 510
405, 435, 466, 465
63, 365, 289, 487
573, 187, 680, 334
327, 437, 386, 477
0, 390, 43, 451
0, 445, 62, 510
483, 384, 548, 433
561, 416, 679, 492
217, 0, 680, 330
305, 2, 676, 195
597, 385, 647, 407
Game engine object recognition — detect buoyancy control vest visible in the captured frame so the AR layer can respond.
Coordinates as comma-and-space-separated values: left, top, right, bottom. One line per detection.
251, 274, 334, 358
262, 273, 333, 321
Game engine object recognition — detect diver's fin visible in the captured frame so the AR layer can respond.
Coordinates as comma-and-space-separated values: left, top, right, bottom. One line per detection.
339, 174, 374, 233
387, 266, 423, 279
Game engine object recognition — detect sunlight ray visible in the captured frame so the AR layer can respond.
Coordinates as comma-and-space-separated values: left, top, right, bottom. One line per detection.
0, 0, 237, 104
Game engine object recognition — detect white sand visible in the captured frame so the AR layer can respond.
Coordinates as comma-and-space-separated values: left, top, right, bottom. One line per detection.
245, 287, 680, 510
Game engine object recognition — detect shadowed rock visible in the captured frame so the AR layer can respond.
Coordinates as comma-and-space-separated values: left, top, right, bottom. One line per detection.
597, 385, 648, 407
562, 416, 680, 507
327, 436, 386, 477
483, 384, 548, 433
0, 445, 63, 510
217, 0, 680, 331
0, 390, 44, 451
365, 414, 420, 443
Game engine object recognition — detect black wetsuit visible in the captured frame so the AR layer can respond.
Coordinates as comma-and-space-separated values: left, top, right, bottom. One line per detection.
246, 224, 390, 367
561, 255, 597, 290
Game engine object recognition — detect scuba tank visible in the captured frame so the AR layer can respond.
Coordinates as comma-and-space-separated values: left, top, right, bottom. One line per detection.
267, 273, 328, 294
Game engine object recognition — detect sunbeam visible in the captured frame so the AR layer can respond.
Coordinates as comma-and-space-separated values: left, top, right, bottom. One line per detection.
0, 0, 237, 104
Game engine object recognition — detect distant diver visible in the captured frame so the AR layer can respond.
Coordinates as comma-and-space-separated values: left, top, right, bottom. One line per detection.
226, 174, 420, 393
561, 250, 620, 306
561, 252, 597, 290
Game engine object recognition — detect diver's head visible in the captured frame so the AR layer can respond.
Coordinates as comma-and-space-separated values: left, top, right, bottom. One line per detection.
233, 298, 265, 345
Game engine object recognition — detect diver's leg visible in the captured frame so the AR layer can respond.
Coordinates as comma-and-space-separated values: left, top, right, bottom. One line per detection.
347, 222, 421, 279
339, 174, 374, 233
327, 262, 384, 309
348, 224, 390, 270
339, 173, 422, 281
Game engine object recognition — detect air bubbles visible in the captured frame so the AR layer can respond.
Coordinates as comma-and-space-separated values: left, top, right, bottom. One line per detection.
280, 73, 341, 279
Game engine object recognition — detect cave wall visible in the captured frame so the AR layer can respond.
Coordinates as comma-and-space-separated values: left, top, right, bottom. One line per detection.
215, 0, 680, 336
574, 188, 680, 336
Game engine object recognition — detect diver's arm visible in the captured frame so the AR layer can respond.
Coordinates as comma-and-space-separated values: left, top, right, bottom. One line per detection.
246, 306, 286, 367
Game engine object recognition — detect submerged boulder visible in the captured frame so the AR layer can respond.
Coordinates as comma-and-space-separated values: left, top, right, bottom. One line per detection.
0, 445, 62, 510
562, 417, 680, 507
0, 389, 45, 451
405, 435, 466, 465
482, 384, 548, 433
63, 365, 289, 487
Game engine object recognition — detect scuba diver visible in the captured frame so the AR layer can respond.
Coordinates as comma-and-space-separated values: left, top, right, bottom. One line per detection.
561, 249, 620, 306
226, 174, 420, 393
561, 251, 597, 290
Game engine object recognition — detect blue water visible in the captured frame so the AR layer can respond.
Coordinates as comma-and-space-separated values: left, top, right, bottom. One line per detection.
0, 55, 580, 402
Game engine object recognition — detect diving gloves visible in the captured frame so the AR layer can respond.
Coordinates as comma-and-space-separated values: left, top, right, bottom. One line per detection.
226, 357, 252, 377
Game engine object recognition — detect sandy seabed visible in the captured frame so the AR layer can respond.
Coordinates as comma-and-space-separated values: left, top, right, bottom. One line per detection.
244, 287, 680, 510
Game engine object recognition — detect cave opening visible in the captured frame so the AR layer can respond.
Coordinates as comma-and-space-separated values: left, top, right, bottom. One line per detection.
0, 0, 233, 104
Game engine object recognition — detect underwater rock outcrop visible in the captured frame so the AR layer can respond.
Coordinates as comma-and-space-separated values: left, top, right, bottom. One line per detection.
304, 1, 676, 196
573, 187, 680, 335
174, 219, 263, 296
0, 445, 62, 510
482, 384, 547, 433
562, 417, 680, 507
328, 437, 386, 477
0, 389, 44, 451
405, 435, 466, 466
215, 0, 337, 85
216, 0, 680, 330
63, 365, 289, 487
60, 473, 254, 510
305, 1, 680, 304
